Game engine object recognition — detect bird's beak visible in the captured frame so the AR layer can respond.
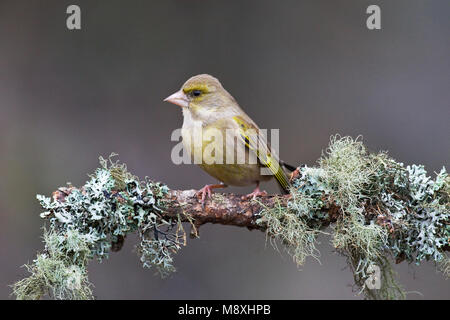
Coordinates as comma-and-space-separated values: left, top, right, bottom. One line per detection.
164, 90, 189, 108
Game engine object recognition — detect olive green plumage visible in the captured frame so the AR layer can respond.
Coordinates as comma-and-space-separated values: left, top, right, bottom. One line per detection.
164, 74, 291, 199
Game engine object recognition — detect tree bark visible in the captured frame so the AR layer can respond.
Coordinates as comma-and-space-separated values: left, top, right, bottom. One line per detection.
163, 190, 290, 232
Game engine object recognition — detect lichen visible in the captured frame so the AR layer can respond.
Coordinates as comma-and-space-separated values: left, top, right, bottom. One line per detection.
256, 198, 320, 267
13, 228, 93, 300
438, 254, 450, 279
258, 135, 448, 299
13, 154, 185, 300
13, 136, 448, 300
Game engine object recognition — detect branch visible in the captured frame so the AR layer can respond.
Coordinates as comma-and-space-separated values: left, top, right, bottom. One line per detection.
12, 136, 449, 301
145, 189, 287, 232
52, 186, 449, 249
52, 187, 339, 234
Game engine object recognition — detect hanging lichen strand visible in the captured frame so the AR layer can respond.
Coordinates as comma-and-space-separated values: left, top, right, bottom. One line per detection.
12, 136, 449, 300
12, 155, 185, 300
258, 136, 449, 299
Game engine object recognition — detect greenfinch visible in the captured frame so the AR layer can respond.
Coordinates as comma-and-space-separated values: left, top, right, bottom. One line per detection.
164, 74, 294, 203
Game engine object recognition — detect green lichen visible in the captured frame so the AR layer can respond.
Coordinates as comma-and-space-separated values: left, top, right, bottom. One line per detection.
13, 154, 185, 300
13, 228, 93, 300
258, 135, 448, 299
438, 254, 450, 279
257, 198, 320, 267
13, 136, 448, 300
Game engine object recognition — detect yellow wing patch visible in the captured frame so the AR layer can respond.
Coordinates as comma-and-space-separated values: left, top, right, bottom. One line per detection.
232, 116, 290, 191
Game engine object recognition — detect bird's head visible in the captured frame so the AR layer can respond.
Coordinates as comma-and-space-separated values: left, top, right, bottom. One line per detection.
164, 74, 237, 118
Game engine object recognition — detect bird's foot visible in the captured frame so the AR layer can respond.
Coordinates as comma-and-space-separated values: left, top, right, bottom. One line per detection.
242, 186, 268, 200
196, 183, 227, 206
196, 185, 214, 204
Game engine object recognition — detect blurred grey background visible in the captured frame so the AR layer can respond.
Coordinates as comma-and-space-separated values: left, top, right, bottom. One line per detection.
0, 0, 449, 299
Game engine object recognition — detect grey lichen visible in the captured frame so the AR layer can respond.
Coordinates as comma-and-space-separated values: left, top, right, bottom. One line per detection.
438, 254, 450, 279
13, 227, 93, 300
257, 135, 448, 299
256, 198, 321, 267
12, 136, 448, 300
13, 154, 185, 300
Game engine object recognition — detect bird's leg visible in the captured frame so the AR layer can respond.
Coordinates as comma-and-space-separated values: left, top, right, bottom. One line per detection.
242, 181, 268, 200
196, 183, 228, 205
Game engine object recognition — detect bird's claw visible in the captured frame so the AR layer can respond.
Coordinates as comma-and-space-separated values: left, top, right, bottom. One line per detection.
242, 189, 268, 201
196, 185, 214, 207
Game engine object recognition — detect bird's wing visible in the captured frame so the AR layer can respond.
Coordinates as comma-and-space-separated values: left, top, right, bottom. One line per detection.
231, 115, 290, 193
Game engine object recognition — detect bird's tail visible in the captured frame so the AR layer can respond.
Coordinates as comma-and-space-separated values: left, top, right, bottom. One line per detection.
275, 160, 297, 194
280, 160, 297, 172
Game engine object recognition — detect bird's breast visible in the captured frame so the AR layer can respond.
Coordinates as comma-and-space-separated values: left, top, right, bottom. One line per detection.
180, 118, 268, 186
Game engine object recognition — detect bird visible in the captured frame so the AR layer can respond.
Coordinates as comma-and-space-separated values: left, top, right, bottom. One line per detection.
164, 74, 295, 203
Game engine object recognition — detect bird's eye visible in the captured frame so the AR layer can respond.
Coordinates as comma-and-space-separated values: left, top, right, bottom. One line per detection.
192, 90, 202, 97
